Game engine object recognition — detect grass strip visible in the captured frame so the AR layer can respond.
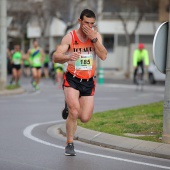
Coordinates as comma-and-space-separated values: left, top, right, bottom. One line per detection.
6, 84, 21, 90
78, 101, 163, 143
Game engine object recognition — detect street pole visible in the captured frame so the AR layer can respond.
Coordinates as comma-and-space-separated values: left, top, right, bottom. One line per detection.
0, 0, 7, 90
97, 0, 103, 77
162, 7, 170, 143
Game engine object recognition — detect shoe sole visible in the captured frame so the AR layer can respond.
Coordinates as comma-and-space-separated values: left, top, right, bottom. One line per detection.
65, 153, 76, 156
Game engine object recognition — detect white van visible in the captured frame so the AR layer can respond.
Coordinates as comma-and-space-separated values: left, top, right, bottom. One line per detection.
148, 61, 165, 84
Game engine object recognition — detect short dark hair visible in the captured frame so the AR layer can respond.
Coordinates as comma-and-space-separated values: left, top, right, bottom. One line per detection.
80, 9, 96, 20
33, 39, 38, 43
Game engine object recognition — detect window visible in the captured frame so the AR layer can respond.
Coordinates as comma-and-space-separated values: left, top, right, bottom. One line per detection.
139, 35, 154, 44
103, 35, 114, 52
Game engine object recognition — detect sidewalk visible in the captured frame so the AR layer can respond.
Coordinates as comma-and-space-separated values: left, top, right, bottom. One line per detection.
0, 87, 25, 96
48, 123, 170, 159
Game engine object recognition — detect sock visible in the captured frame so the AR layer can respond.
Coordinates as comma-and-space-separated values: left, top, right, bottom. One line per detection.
66, 140, 73, 144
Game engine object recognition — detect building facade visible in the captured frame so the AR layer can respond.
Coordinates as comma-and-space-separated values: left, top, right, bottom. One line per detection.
7, 0, 167, 78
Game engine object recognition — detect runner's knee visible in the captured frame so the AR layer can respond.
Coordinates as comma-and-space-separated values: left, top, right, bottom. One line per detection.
79, 115, 91, 123
68, 107, 79, 120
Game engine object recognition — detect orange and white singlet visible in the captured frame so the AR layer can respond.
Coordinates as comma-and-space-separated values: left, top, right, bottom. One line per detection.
67, 30, 96, 79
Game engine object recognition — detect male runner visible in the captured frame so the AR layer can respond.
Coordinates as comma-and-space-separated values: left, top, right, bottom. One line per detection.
27, 40, 44, 90
10, 44, 24, 86
53, 9, 107, 156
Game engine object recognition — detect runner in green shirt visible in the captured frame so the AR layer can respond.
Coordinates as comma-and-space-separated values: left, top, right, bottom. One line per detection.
10, 44, 24, 86
27, 40, 44, 90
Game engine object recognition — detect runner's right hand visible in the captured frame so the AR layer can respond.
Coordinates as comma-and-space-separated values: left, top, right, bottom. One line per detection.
69, 52, 80, 61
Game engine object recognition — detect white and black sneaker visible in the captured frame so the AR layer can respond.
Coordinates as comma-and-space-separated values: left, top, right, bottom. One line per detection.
65, 143, 76, 156
62, 101, 68, 119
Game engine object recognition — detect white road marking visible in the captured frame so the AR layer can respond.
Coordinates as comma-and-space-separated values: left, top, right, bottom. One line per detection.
23, 121, 170, 170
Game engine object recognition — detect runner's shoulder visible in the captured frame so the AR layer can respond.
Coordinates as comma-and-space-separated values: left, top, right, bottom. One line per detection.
61, 33, 72, 45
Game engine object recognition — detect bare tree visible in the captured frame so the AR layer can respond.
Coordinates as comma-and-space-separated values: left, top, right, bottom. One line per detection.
7, 0, 33, 50
45, 0, 100, 34
7, 0, 101, 48
48, 0, 88, 34
103, 0, 159, 78
8, 0, 158, 69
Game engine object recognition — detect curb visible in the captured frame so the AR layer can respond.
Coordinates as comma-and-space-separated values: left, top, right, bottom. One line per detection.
0, 87, 26, 96
49, 123, 170, 160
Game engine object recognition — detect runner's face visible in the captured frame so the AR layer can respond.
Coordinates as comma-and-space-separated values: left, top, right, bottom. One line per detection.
15, 45, 20, 51
33, 41, 38, 48
80, 16, 95, 29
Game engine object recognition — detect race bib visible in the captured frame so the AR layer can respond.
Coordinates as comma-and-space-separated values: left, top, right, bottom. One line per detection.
33, 58, 41, 64
13, 59, 20, 65
75, 54, 93, 70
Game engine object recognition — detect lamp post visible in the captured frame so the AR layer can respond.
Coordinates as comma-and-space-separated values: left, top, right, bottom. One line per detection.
162, 5, 170, 143
0, 0, 7, 90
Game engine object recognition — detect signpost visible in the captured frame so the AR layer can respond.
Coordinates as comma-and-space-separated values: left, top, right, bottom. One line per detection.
153, 22, 168, 74
153, 21, 170, 143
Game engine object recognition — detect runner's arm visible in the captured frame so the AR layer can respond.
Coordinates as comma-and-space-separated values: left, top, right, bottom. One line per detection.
40, 49, 45, 63
10, 50, 15, 64
21, 51, 25, 65
93, 33, 107, 60
133, 50, 138, 68
7, 49, 11, 59
143, 50, 149, 66
26, 49, 32, 65
53, 34, 80, 64
82, 25, 107, 60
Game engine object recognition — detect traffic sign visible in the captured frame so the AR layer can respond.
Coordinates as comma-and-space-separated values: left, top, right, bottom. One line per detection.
153, 21, 168, 74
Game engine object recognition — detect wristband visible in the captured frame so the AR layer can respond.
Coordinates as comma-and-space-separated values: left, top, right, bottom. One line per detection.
91, 37, 98, 43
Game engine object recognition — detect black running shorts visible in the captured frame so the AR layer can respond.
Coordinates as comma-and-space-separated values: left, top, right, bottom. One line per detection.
63, 72, 96, 96
12, 64, 21, 70
32, 66, 42, 70
44, 63, 49, 68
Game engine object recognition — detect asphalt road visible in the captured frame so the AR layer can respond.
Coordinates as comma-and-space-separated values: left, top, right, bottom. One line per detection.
0, 76, 169, 170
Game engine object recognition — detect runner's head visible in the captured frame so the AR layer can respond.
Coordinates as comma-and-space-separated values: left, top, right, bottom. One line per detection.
33, 39, 39, 48
14, 44, 20, 51
79, 9, 96, 29
138, 43, 144, 50
80, 9, 96, 20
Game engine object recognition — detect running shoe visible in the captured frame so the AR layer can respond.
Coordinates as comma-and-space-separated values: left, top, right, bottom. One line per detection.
32, 81, 36, 88
35, 85, 39, 91
16, 81, 21, 87
9, 78, 13, 85
62, 102, 68, 119
65, 143, 76, 156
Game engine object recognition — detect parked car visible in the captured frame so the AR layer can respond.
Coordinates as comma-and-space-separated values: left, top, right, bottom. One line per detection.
148, 61, 165, 84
